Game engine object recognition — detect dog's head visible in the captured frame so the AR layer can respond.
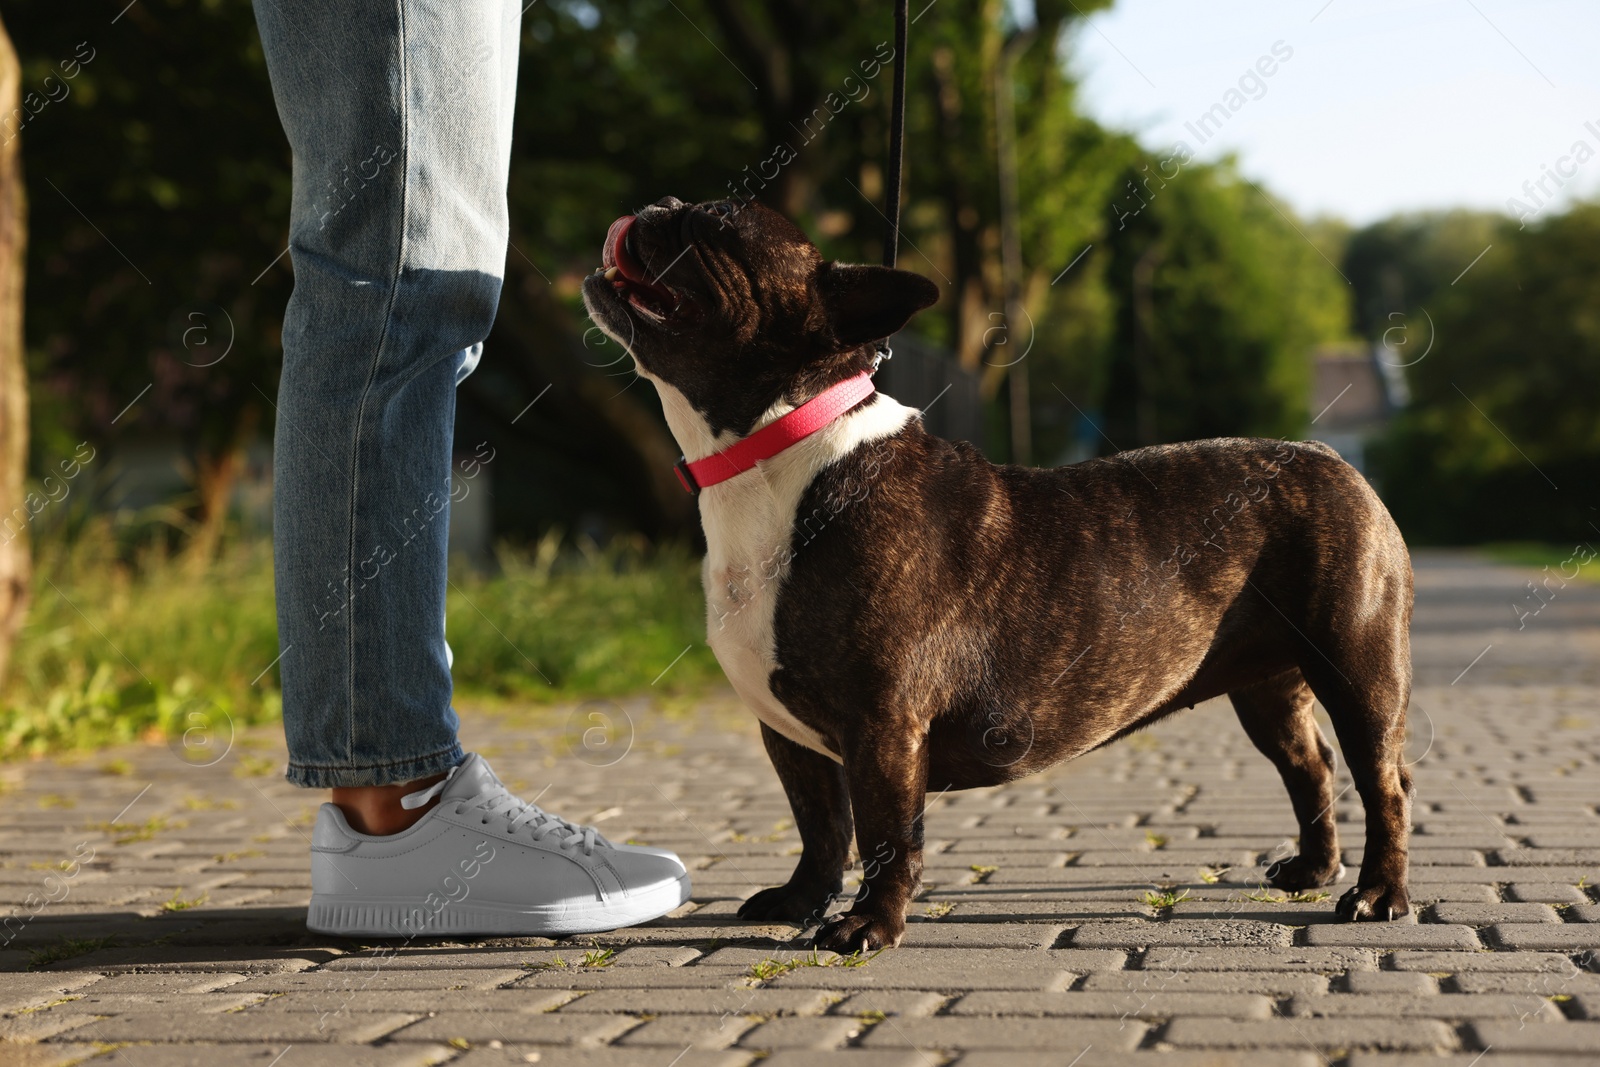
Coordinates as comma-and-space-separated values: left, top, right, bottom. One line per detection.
581, 196, 939, 437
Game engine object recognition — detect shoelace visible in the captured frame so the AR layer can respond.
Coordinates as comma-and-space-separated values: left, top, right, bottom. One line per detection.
402, 771, 601, 855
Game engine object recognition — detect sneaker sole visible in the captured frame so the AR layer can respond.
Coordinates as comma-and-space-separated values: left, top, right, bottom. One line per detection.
306, 872, 691, 937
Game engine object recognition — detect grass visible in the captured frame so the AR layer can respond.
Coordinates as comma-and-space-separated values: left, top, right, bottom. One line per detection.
28, 936, 115, 970
159, 889, 209, 912
747, 955, 816, 981
1480, 542, 1600, 583
87, 815, 183, 845
832, 948, 882, 968
526, 949, 620, 971
1, 527, 282, 760
1238, 888, 1281, 904
1238, 888, 1331, 904
1140, 887, 1191, 909
746, 948, 881, 981
1285, 890, 1331, 904
232, 756, 277, 778
14, 996, 82, 1014
184, 796, 239, 811
1, 524, 723, 759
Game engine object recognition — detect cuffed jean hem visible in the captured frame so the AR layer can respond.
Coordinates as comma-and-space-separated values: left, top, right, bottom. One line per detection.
284, 740, 466, 789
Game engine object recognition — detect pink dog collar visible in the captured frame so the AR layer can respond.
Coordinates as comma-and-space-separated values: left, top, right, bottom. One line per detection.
674, 372, 876, 495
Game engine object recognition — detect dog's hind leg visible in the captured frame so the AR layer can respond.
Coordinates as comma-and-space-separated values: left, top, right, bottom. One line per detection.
1229, 668, 1345, 891
738, 723, 855, 927
1300, 627, 1414, 922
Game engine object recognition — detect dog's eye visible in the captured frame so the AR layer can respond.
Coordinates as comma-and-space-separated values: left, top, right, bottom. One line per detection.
701, 201, 735, 218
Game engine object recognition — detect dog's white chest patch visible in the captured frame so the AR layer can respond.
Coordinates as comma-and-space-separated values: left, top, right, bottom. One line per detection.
647, 375, 914, 763
703, 531, 834, 758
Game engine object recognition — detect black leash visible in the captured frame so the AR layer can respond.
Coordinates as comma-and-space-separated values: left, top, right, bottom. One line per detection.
874, 0, 910, 370
883, 0, 908, 270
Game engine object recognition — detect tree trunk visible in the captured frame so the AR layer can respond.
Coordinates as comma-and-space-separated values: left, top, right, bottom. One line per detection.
700, 0, 825, 219
184, 406, 259, 572
928, 46, 997, 373
993, 30, 1032, 464
1130, 244, 1164, 447
0, 10, 30, 687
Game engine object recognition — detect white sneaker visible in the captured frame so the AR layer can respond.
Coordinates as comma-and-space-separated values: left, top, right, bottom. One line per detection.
306, 753, 691, 937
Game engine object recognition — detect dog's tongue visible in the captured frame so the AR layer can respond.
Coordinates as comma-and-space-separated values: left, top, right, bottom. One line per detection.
601, 214, 675, 311
602, 215, 637, 276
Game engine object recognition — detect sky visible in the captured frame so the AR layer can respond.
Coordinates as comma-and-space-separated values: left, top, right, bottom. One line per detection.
1064, 0, 1600, 224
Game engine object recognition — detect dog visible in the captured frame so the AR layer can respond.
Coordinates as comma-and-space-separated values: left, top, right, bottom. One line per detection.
582, 196, 1415, 952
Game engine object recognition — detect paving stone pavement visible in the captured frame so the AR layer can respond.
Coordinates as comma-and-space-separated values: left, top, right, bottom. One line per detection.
2, 549, 1598, 1066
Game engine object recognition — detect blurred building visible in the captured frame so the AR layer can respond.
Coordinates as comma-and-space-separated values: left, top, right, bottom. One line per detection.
1307, 343, 1408, 473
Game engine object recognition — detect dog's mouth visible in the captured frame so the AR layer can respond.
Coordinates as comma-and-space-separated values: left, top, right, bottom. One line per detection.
595, 215, 680, 323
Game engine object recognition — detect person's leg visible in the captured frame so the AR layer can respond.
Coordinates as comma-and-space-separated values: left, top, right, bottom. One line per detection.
255, 0, 691, 938
254, 0, 520, 790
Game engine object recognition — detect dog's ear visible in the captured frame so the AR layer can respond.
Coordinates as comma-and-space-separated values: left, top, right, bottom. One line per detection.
818, 263, 940, 349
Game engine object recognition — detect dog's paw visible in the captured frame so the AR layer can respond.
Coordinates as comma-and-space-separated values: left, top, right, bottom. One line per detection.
1265, 856, 1346, 891
812, 911, 904, 953
737, 882, 839, 926
1336, 882, 1410, 922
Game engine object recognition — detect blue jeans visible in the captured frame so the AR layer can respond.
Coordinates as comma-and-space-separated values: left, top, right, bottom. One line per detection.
253, 0, 521, 787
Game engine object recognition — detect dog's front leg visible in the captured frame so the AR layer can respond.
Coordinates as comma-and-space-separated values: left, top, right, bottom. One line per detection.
738, 723, 854, 926
814, 724, 928, 953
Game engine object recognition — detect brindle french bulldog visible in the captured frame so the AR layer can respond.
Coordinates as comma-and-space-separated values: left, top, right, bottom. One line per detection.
582, 196, 1415, 952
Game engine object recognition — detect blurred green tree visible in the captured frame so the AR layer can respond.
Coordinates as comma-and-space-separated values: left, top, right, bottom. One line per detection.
1341, 209, 1498, 343
1368, 206, 1600, 542
10, 0, 1359, 547
475, 0, 1124, 528
8, 0, 290, 561
1093, 156, 1349, 449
